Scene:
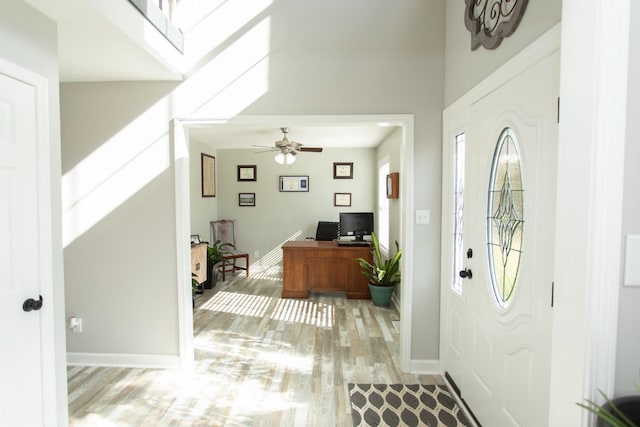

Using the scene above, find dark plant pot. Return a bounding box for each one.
[368,284,395,307]
[596,395,640,426]
[204,259,218,289]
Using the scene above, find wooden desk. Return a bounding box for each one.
[281,241,373,299]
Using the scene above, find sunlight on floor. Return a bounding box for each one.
[272,298,334,328]
[200,291,270,317]
[200,290,335,329]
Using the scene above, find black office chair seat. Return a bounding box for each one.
[315,221,339,241]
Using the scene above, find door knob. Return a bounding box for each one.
[459,269,473,279]
[22,295,43,312]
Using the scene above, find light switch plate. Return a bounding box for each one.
[416,210,430,225]
[624,235,640,287]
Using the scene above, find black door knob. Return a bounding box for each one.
[23,295,43,312]
[459,269,473,279]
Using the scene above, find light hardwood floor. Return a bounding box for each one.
[68,273,441,426]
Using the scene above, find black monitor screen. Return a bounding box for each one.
[339,212,374,241]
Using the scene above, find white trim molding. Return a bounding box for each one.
[67,352,180,369]
[173,114,416,374]
[549,0,630,425]
[407,359,440,375]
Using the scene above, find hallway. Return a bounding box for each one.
[68,275,440,426]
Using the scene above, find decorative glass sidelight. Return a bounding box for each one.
[487,128,524,306]
[452,133,466,294]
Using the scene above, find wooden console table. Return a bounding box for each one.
[281,241,373,299]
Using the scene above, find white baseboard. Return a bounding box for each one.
[408,359,441,375]
[67,352,180,369]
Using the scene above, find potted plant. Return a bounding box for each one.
[205,240,234,288]
[192,273,200,308]
[356,232,402,307]
[578,389,640,427]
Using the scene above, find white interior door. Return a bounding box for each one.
[0,69,46,425]
[459,51,559,426]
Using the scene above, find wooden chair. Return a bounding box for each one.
[210,220,249,281]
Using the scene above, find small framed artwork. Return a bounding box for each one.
[334,193,352,207]
[333,162,353,179]
[386,172,399,199]
[239,193,256,206]
[201,153,216,197]
[190,234,201,245]
[279,175,309,192]
[237,165,257,181]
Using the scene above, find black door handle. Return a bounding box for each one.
[23,295,43,312]
[459,269,473,279]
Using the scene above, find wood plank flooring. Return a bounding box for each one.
[68,273,441,426]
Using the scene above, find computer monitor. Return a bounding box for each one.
[339,212,374,241]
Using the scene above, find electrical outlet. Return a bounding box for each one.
[254,250,259,258]
[69,317,83,333]
[416,210,430,224]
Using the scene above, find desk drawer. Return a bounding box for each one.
[307,258,347,291]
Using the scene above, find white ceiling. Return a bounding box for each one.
[187,123,397,149]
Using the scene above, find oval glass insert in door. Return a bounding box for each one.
[487,127,524,307]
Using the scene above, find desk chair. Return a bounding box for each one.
[315,221,339,241]
[210,220,249,281]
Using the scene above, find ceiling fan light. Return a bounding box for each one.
[274,152,295,164]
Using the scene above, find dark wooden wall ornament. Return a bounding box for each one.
[464,0,529,50]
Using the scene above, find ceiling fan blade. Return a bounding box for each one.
[299,147,323,152]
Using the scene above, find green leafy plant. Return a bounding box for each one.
[207,240,235,265]
[191,273,199,297]
[356,232,402,287]
[577,390,638,427]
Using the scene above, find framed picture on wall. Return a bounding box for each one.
[334,193,352,207]
[237,165,257,181]
[279,176,309,192]
[201,153,215,197]
[386,172,399,199]
[333,162,353,179]
[239,193,255,206]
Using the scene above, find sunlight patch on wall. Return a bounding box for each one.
[62,15,272,246]
[176,0,273,73]
[174,17,271,119]
[62,135,170,247]
[249,230,301,281]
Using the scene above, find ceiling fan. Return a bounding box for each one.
[253,127,323,164]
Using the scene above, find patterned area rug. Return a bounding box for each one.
[348,384,470,427]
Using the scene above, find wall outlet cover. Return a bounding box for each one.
[624,235,640,287]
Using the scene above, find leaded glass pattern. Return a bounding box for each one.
[487,128,523,306]
[452,133,466,294]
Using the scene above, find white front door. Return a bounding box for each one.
[460,52,559,426]
[0,66,49,425]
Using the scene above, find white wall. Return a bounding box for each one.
[444,0,561,106]
[376,127,402,295]
[61,82,182,356]
[213,147,376,266]
[615,0,640,397]
[60,1,445,363]
[0,0,68,423]
[189,139,218,239]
